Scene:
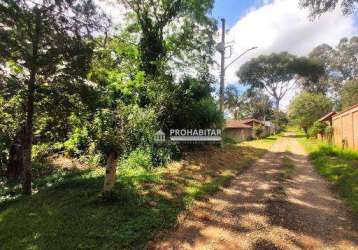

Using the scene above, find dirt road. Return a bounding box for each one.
[153,134,358,250]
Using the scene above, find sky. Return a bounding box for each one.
[97,0,358,110]
[210,0,358,109]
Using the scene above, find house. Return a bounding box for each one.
[331,103,358,150]
[224,120,253,142]
[318,104,358,150]
[224,118,273,142]
[263,121,275,135]
[239,118,273,137]
[239,118,264,128]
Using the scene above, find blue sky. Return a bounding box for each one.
[212,0,266,28]
[209,0,357,109]
[212,0,358,29]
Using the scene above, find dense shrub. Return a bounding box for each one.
[64,127,90,157]
[121,148,153,170]
[289,92,332,137]
[309,121,327,138]
[150,142,180,167]
[0,96,23,171]
[155,77,223,132]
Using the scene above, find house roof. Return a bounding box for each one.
[225,120,252,129]
[239,118,265,125]
[318,112,336,122]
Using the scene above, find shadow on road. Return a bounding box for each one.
[154,135,358,249]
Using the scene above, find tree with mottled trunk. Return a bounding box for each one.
[103,152,118,193]
[0,0,103,194]
[237,52,300,112]
[6,125,25,181]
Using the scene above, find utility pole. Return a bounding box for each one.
[216,18,257,114]
[219,18,226,113]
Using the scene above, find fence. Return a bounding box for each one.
[332,104,358,150]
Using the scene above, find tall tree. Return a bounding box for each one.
[237,52,297,110]
[293,57,327,93]
[332,37,358,82]
[240,90,274,121]
[299,0,358,17]
[119,0,216,76]
[0,0,103,194]
[309,36,358,105]
[340,80,358,109]
[225,86,274,120]
[224,84,242,119]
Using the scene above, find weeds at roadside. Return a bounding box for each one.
[298,136,358,214]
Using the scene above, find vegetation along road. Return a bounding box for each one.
[153,133,358,249]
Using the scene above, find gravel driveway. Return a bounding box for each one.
[152,133,358,250]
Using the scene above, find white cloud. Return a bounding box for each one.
[95,0,127,29]
[216,0,357,109]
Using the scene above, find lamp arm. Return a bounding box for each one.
[224,47,258,71]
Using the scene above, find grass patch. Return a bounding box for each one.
[298,136,358,214]
[0,136,278,249]
[241,134,280,149]
[281,154,295,179]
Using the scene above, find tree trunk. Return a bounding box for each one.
[275,99,280,110]
[22,72,35,195]
[303,127,309,138]
[103,152,118,193]
[273,99,280,134]
[6,127,24,181]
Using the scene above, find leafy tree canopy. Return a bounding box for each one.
[292,57,327,93]
[340,79,358,109]
[289,92,333,136]
[299,0,358,17]
[237,52,298,109]
[0,0,104,194]
[119,0,216,76]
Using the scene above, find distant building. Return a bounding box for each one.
[224,118,273,142]
[332,104,358,150]
[318,104,358,150]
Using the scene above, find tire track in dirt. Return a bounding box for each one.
[151,134,358,250]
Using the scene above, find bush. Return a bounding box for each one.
[121,148,152,170]
[120,142,180,170]
[64,127,90,157]
[32,142,64,161]
[309,121,327,138]
[289,92,332,137]
[150,142,180,167]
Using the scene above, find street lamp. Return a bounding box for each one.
[218,45,258,112]
[225,47,258,71]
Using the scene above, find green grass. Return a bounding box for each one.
[241,134,281,149]
[281,154,295,179]
[0,136,279,249]
[298,134,358,214]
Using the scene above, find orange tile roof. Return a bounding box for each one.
[225,120,252,129]
[239,118,264,125]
